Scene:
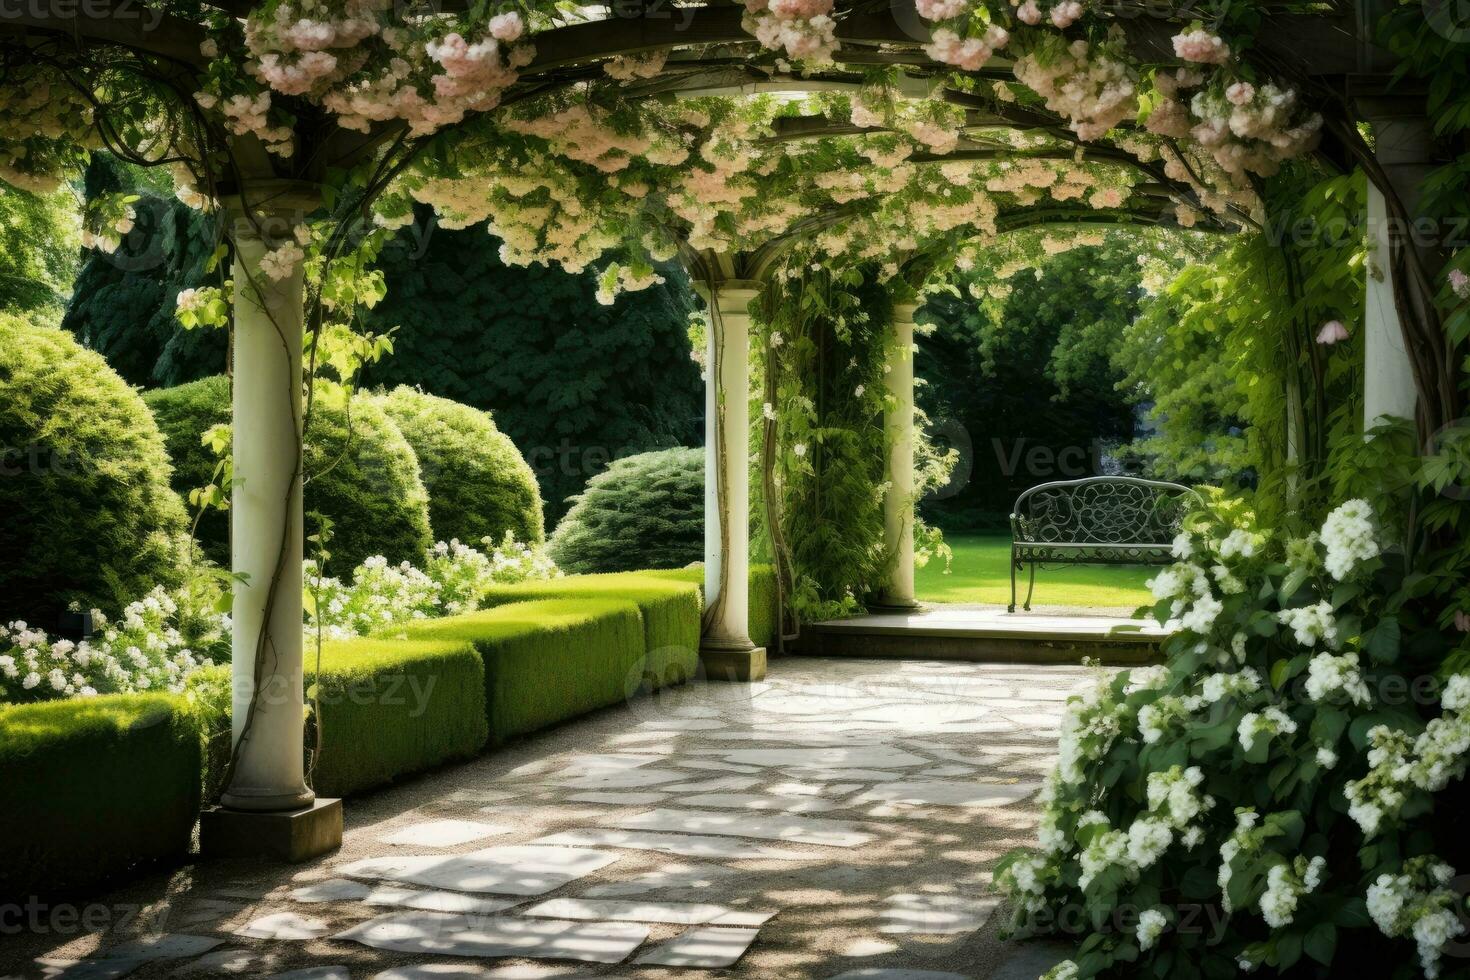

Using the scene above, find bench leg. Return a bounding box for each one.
[1009,551,1017,613]
[1023,562,1037,611]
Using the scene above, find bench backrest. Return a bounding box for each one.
[1011,476,1201,547]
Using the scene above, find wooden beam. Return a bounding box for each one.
[1,0,207,65]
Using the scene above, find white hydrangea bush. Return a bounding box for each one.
[0,586,228,703]
[306,533,559,639]
[1000,497,1470,979]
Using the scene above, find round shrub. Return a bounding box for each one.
[549,447,703,574]
[0,313,187,624]
[375,386,544,547]
[146,376,433,573]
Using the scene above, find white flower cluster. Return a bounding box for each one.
[1216,808,1260,913]
[1367,857,1465,979]
[1277,601,1339,649]
[1319,498,1380,581]
[1237,705,1297,754]
[1259,855,1326,928]
[1303,651,1371,706]
[1344,674,1470,836]
[1136,907,1168,951]
[0,587,225,704]
[996,852,1050,915]
[1056,669,1125,785]
[307,534,559,639]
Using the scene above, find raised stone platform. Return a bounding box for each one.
[801,604,1169,664]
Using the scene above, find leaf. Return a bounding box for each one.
[1304,921,1337,965]
[1364,616,1401,663]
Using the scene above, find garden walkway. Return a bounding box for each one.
[18,657,1090,980]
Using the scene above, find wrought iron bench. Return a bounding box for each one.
[1009,476,1201,612]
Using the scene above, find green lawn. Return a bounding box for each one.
[916,533,1156,609]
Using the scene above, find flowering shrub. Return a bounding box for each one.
[306,534,559,639]
[998,496,1470,978]
[0,585,227,704]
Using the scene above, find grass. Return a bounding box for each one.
[917,532,1156,609]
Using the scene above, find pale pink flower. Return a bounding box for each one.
[1316,320,1349,345]
[1050,0,1083,28]
[1449,268,1469,299]
[1225,81,1255,106]
[489,12,524,41]
[1454,609,1470,632]
[1172,29,1230,65]
[1016,0,1041,24]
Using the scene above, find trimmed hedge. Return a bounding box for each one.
[643,563,781,652]
[310,636,489,798]
[479,575,701,690]
[389,599,645,744]
[0,694,202,899]
[0,314,188,624]
[146,376,433,571]
[549,447,704,573]
[375,386,545,546]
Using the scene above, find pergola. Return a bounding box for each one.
[3,0,1449,848]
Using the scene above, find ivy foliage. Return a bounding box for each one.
[374,385,545,547]
[548,447,703,575]
[145,376,433,573]
[359,215,703,520]
[919,239,1144,529]
[61,154,226,389]
[0,185,80,320]
[0,313,188,624]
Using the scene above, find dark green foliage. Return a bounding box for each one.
[0,694,202,899]
[918,244,1141,530]
[375,386,545,546]
[0,314,187,624]
[479,573,703,689]
[359,218,703,520]
[310,636,489,798]
[389,599,645,743]
[642,564,780,652]
[145,376,434,572]
[63,154,226,388]
[549,448,704,574]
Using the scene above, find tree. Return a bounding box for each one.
[360,216,703,520]
[918,238,1145,529]
[0,185,80,321]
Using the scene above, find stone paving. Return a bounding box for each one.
[6,656,1095,980]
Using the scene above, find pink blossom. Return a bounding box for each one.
[1450,268,1469,299]
[489,12,524,41]
[1316,320,1349,345]
[1016,0,1041,25]
[1226,82,1256,106]
[1172,29,1230,65]
[1050,1,1083,28]
[1455,609,1470,632]
[914,0,968,20]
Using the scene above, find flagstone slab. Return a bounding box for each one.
[720,747,928,770]
[681,791,840,813]
[290,878,370,903]
[364,886,524,915]
[674,759,764,775]
[86,935,224,961]
[335,911,648,963]
[567,791,669,806]
[636,718,725,731]
[781,768,907,782]
[381,820,510,848]
[836,938,900,958]
[266,968,351,980]
[523,898,735,925]
[877,894,1001,935]
[32,959,144,980]
[338,845,621,896]
[853,781,1041,808]
[582,864,741,898]
[175,948,289,975]
[633,927,760,967]
[553,768,687,790]
[235,912,330,941]
[662,775,761,792]
[534,829,812,861]
[606,807,875,847]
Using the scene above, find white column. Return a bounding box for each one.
[875,300,919,610]
[700,281,765,681]
[222,187,315,813]
[1363,182,1417,429]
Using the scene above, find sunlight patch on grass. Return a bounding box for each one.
[917,533,1156,609]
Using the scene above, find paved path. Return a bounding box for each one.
[10,657,1094,980]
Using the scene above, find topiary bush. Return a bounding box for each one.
[549,447,703,574]
[375,386,544,546]
[146,376,433,572]
[0,314,187,624]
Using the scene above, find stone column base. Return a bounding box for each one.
[201,798,342,863]
[700,644,767,682]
